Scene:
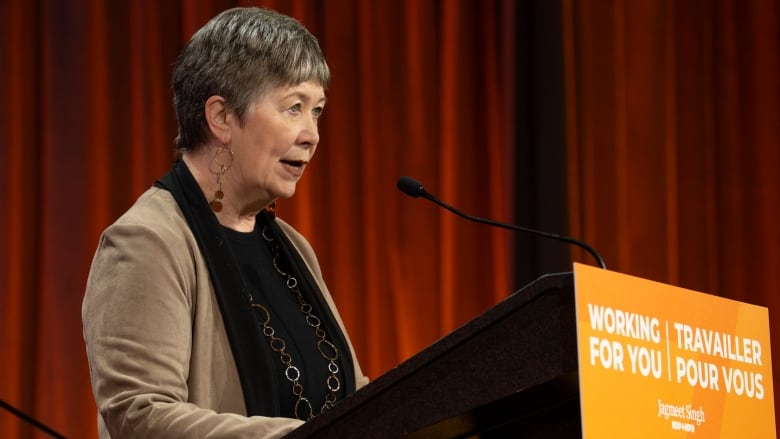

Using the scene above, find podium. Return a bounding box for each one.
[285,273,581,438]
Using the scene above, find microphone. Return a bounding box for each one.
[396,176,607,269]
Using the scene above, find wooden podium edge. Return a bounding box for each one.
[286,272,576,438]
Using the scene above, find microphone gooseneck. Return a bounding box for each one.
[396,176,607,269]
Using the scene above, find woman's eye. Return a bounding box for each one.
[312,106,324,119]
[289,103,302,113]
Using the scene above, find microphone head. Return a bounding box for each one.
[397,176,426,198]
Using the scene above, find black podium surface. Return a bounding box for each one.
[285,272,582,438]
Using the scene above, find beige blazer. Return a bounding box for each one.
[82,187,368,438]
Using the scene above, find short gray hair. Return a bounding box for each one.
[172,7,330,151]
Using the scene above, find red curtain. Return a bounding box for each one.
[0,1,515,437]
[563,0,780,422]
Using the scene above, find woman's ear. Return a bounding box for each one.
[204,95,231,144]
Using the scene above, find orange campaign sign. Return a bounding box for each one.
[574,263,776,438]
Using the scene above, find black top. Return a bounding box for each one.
[155,160,356,418]
[223,222,347,419]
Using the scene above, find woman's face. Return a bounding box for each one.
[226,80,326,211]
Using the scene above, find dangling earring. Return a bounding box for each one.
[265,200,277,219]
[209,145,233,212]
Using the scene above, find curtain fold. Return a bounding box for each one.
[0,1,515,437]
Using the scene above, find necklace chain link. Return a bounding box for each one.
[245,227,341,421]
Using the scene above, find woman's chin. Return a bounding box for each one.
[273,185,297,200]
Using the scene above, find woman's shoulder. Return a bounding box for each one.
[273,216,322,275]
[274,217,313,253]
[112,187,181,225]
[274,216,302,239]
[103,187,192,244]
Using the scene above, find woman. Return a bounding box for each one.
[82,7,368,438]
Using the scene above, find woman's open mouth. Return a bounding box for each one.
[280,159,308,176]
[280,159,307,167]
